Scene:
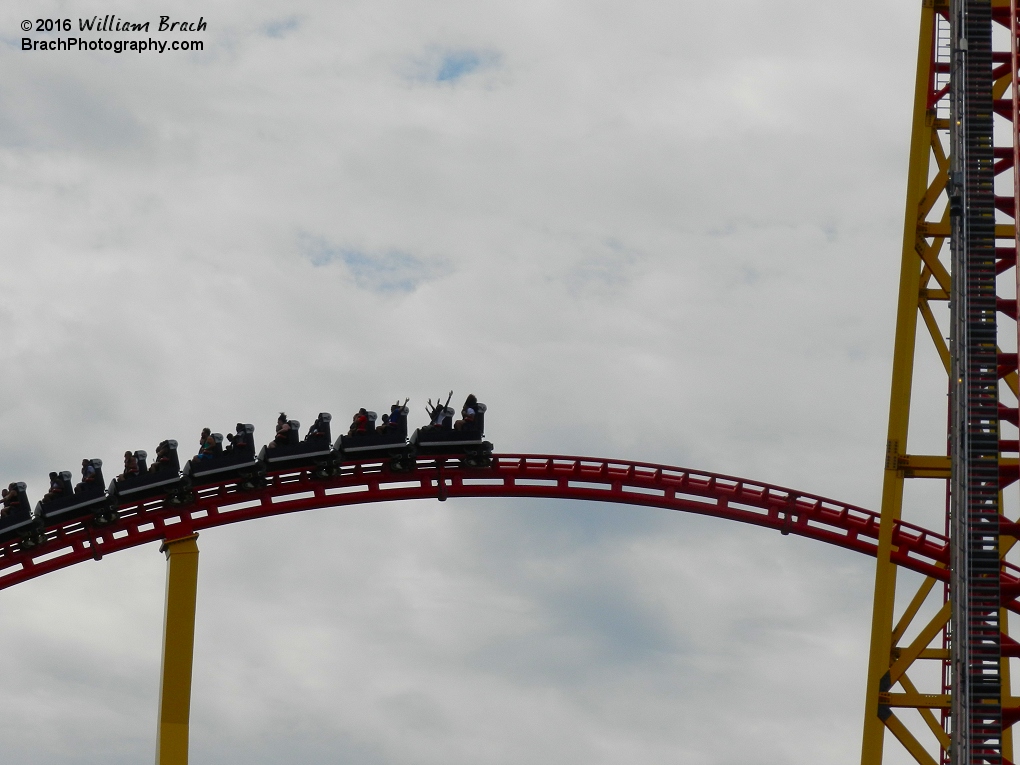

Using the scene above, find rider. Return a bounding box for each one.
[430,404,446,428]
[150,440,172,472]
[195,428,215,461]
[43,472,64,503]
[266,413,290,449]
[118,450,139,481]
[388,400,407,431]
[1,484,19,516]
[454,394,478,431]
[306,415,329,440]
[74,459,96,495]
[226,423,250,453]
[349,408,370,436]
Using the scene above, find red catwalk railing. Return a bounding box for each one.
[3,452,1018,609]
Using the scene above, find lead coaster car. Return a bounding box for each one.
[183,424,264,492]
[0,483,37,548]
[259,413,338,477]
[409,403,492,467]
[336,406,415,472]
[110,441,189,507]
[36,459,114,526]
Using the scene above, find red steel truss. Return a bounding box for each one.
[0,452,1015,604]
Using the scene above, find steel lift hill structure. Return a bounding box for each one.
[862,0,1020,763]
[3,1,1020,763]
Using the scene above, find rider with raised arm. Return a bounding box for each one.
[426,392,452,429]
[387,399,409,432]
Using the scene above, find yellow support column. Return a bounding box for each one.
[860,5,936,760]
[155,533,200,765]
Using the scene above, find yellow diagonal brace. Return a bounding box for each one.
[884,712,939,765]
[917,300,950,373]
[898,673,951,751]
[156,534,200,765]
[917,169,948,220]
[915,239,950,295]
[930,130,947,169]
[891,576,938,645]
[889,601,950,685]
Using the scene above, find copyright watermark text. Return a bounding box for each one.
[20,16,207,53]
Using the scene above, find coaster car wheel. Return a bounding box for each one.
[166,488,195,507]
[238,472,266,492]
[311,461,336,480]
[389,454,415,473]
[19,528,44,551]
[460,447,491,469]
[94,506,120,526]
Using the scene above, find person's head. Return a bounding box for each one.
[125,451,132,459]
[381,414,389,424]
[201,428,211,438]
[82,459,89,467]
[49,472,57,480]
[359,408,367,415]
[278,412,287,423]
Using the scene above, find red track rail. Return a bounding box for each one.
[2,452,1017,607]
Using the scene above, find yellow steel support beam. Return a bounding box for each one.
[890,576,938,645]
[884,712,940,765]
[922,222,1016,238]
[155,534,200,765]
[860,5,936,762]
[899,674,952,750]
[888,601,950,684]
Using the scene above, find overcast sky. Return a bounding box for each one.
[0,1,939,763]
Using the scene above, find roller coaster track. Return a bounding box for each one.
[3,452,1014,610]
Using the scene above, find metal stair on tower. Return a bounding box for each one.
[950,0,1003,762]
